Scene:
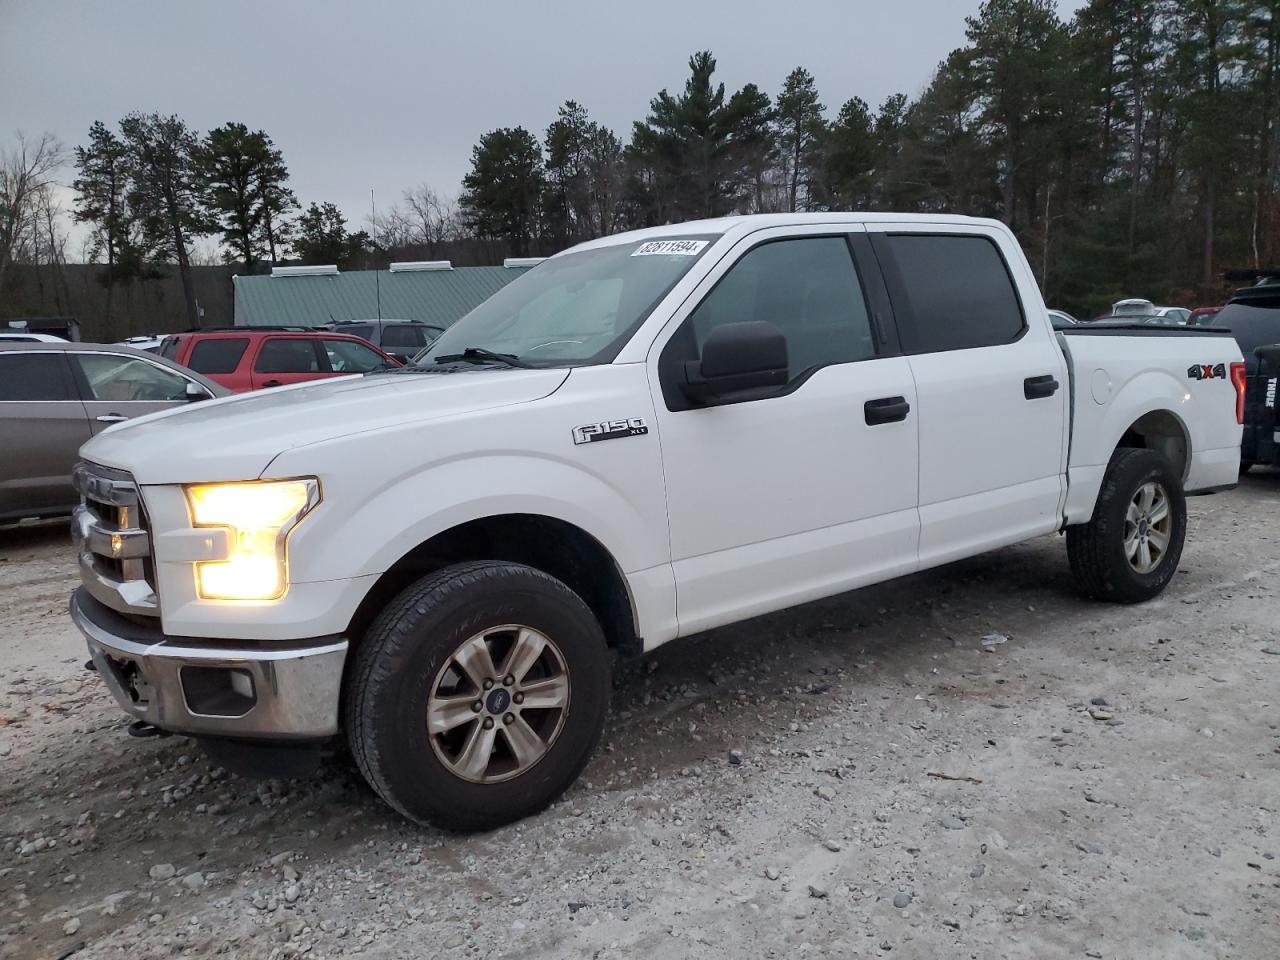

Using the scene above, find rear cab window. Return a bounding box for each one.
[876,234,1025,353]
[188,338,249,374]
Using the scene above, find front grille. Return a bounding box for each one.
[72,462,158,617]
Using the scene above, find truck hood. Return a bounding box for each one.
[81,367,570,484]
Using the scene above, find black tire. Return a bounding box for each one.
[346,560,610,831]
[1067,447,1187,603]
[1240,460,1254,476]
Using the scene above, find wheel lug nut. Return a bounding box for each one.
[503,713,514,725]
[503,675,514,686]
[482,717,495,729]
[482,678,494,690]
[513,693,524,705]
[471,701,483,713]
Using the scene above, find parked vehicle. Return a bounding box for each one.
[117,335,165,353]
[0,332,66,343]
[69,213,1243,831]
[1048,309,1078,329]
[1188,306,1223,326]
[0,342,225,524]
[1211,280,1280,471]
[158,328,400,392]
[1108,299,1191,324]
[321,319,446,364]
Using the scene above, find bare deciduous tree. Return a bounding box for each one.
[0,131,65,303]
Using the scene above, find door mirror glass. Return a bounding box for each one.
[681,321,788,403]
[185,380,212,401]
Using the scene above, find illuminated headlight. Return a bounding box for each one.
[184,479,320,600]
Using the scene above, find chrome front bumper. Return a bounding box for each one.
[70,588,347,740]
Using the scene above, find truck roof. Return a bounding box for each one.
[568,212,1010,253]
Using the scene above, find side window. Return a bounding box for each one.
[188,338,248,374]
[686,236,876,381]
[73,354,189,402]
[883,235,1024,353]
[381,325,423,348]
[159,337,181,360]
[321,339,387,373]
[0,353,76,400]
[255,339,322,374]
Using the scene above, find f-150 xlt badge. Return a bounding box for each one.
[572,418,649,445]
[1187,363,1227,381]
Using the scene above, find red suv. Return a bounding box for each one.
[159,328,401,392]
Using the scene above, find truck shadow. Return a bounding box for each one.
[0,517,72,553]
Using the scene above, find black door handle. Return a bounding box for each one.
[865,396,910,425]
[263,379,282,387]
[1024,374,1059,399]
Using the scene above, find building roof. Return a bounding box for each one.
[232,264,529,328]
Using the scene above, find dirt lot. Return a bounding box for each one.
[2,477,1278,960]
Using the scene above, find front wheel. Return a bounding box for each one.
[346,561,611,831]
[1067,448,1187,603]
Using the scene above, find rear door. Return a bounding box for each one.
[184,336,250,391]
[0,351,91,518]
[69,351,197,434]
[868,224,1069,567]
[250,336,327,389]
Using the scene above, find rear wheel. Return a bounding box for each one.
[346,561,610,831]
[1067,448,1186,603]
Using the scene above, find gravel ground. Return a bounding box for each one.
[2,476,1279,960]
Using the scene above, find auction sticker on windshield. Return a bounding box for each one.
[632,239,709,257]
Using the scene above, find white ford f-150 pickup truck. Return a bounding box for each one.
[69,213,1244,830]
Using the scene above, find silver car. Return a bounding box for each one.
[0,342,227,524]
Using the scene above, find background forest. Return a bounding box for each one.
[3,0,1279,333]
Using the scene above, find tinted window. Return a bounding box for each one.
[885,235,1024,353]
[343,324,375,342]
[188,338,248,374]
[255,339,321,373]
[1213,302,1280,371]
[159,337,181,360]
[687,236,875,380]
[382,325,424,348]
[74,354,189,402]
[321,339,387,373]
[0,353,75,400]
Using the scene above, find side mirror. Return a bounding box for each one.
[185,381,212,402]
[681,321,788,404]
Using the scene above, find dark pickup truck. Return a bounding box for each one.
[1216,270,1280,471]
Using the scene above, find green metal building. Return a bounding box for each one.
[232,260,537,328]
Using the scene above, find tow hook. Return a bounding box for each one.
[127,720,170,739]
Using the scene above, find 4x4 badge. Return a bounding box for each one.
[572,418,649,445]
[1187,363,1227,380]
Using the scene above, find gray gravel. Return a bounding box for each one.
[3,475,1280,958]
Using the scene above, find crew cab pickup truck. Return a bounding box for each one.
[68,214,1244,831]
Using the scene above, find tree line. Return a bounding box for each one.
[4,0,1280,331]
[451,0,1280,315]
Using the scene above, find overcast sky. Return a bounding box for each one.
[1,0,1080,255]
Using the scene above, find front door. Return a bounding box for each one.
[0,351,91,518]
[69,352,196,434]
[649,227,920,637]
[867,225,1069,567]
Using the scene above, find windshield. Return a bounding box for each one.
[417,236,717,367]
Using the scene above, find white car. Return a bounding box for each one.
[1111,299,1191,324]
[0,332,67,343]
[68,213,1245,831]
[116,335,166,353]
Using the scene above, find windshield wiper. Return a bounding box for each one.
[433,347,532,369]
